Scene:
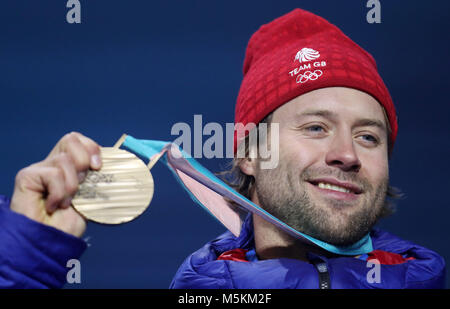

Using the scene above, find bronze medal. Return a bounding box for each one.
[71,145,154,225]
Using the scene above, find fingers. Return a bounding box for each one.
[13,164,69,215]
[47,153,78,210]
[39,165,67,213]
[77,134,102,170]
[42,132,102,213]
[10,132,100,236]
[47,132,102,172]
[11,162,88,237]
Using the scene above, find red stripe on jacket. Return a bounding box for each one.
[217,248,415,265]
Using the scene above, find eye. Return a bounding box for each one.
[359,134,379,144]
[305,125,325,133]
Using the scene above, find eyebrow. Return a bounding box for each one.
[296,109,387,133]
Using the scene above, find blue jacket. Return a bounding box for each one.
[0,195,86,288]
[170,215,446,289]
[0,194,445,288]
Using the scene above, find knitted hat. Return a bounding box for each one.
[234,8,398,152]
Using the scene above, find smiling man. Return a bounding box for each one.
[250,88,390,253]
[0,8,445,289]
[169,9,446,289]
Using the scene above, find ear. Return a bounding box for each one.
[238,157,257,176]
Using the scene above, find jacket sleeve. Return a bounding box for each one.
[0,195,87,288]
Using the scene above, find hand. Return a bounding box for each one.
[10,132,102,237]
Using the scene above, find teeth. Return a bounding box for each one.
[318,182,351,193]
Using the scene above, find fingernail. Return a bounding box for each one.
[91,154,101,169]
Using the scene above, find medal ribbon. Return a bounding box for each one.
[121,135,373,256]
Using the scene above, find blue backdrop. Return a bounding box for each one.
[0,1,449,288]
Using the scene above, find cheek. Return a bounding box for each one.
[360,153,389,183]
[278,132,322,169]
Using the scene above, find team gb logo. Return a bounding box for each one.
[290,47,326,84]
[294,48,320,63]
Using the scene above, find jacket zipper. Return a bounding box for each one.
[311,259,331,289]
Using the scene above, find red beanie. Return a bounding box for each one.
[234,8,398,152]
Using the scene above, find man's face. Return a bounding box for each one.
[248,87,390,246]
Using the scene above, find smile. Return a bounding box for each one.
[307,178,363,202]
[317,182,352,193]
[308,178,363,194]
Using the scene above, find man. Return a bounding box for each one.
[169,9,445,289]
[0,9,445,288]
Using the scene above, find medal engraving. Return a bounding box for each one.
[72,147,154,224]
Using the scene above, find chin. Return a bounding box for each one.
[307,221,372,246]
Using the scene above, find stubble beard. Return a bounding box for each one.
[254,161,389,246]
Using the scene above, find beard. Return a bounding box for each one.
[254,161,389,246]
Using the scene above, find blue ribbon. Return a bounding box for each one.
[122,135,373,256]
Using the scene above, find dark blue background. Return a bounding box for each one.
[1,1,449,288]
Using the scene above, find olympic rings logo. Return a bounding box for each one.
[295,70,323,84]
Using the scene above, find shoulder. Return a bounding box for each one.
[169,231,236,289]
[370,228,446,288]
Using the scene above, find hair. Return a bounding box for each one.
[218,112,403,219]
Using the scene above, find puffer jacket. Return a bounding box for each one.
[0,195,86,288]
[170,214,446,289]
[0,194,445,288]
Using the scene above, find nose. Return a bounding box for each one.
[325,132,361,173]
